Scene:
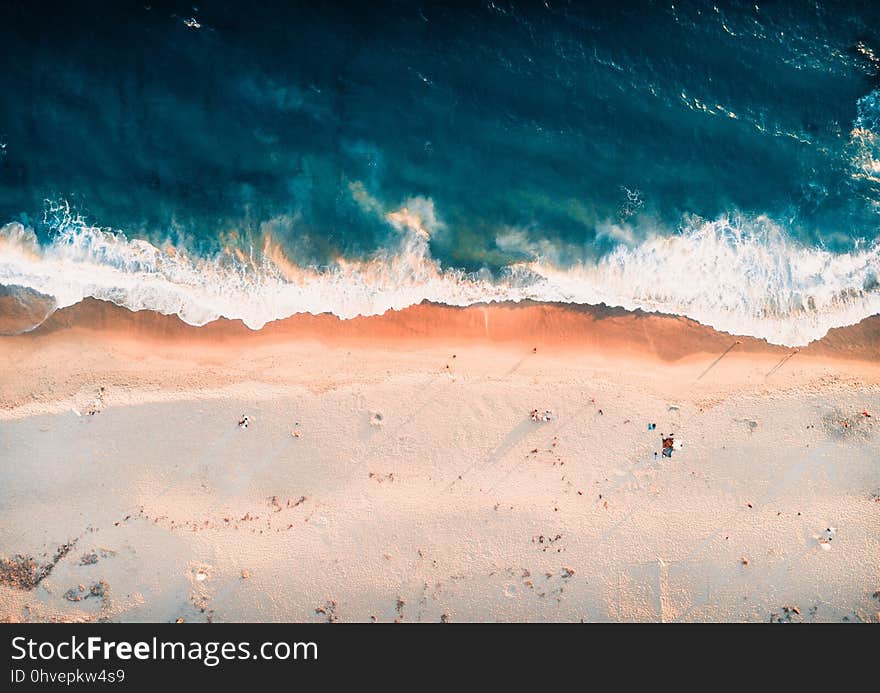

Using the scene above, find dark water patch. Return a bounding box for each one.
[2,1,880,267]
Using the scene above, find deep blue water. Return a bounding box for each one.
[1,0,880,344]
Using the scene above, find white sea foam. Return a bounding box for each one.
[0,208,878,346]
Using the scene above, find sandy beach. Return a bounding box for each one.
[1,300,879,623]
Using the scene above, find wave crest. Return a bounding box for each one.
[1,208,879,346]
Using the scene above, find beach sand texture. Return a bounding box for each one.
[1,300,879,622]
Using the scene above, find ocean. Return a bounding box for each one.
[1,0,879,345]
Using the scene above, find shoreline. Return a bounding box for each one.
[11,295,880,357]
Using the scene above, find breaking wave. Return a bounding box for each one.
[0,206,879,346]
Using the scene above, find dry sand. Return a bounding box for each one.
[1,300,879,622]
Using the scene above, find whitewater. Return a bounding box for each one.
[1,202,879,346]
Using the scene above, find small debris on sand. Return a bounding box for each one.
[241,570,250,580]
[532,534,564,553]
[530,409,556,422]
[238,415,250,429]
[770,606,803,623]
[0,541,76,591]
[315,600,338,623]
[561,567,575,578]
[84,387,106,416]
[369,411,384,427]
[90,579,108,599]
[0,556,44,590]
[64,586,86,602]
[64,580,108,603]
[823,408,874,440]
[369,472,395,483]
[80,552,99,566]
[735,418,759,432]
